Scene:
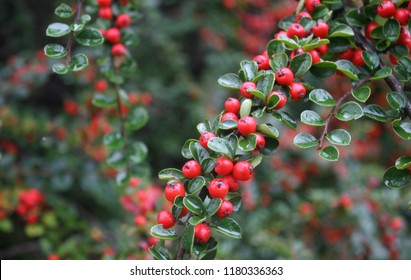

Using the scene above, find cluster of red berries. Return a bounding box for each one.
[16,188,45,224]
[97,0,131,57]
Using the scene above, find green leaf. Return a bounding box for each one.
[393,121,411,140]
[240,98,252,118]
[375,40,392,52]
[80,14,91,24]
[211,218,242,239]
[201,249,217,260]
[248,154,263,168]
[182,139,195,159]
[351,86,371,103]
[107,151,126,167]
[302,38,330,51]
[129,142,148,164]
[248,89,266,101]
[150,225,178,240]
[311,4,331,20]
[182,224,195,253]
[371,26,384,40]
[92,94,116,108]
[383,19,400,43]
[273,111,297,129]
[346,8,368,27]
[370,67,392,81]
[218,73,242,89]
[309,89,336,107]
[219,120,238,130]
[69,53,88,71]
[301,110,325,126]
[201,158,215,174]
[158,168,185,181]
[326,129,351,146]
[55,3,73,18]
[206,198,222,217]
[125,107,148,131]
[238,134,257,152]
[328,24,354,38]
[266,93,281,110]
[363,104,388,122]
[76,28,104,47]
[183,196,205,216]
[71,23,84,32]
[259,137,279,156]
[46,22,71,37]
[387,92,405,111]
[25,224,45,238]
[149,247,171,260]
[310,61,337,78]
[267,40,286,57]
[276,36,300,50]
[383,166,411,189]
[395,156,411,170]
[44,44,67,58]
[335,60,359,80]
[103,131,125,148]
[293,133,318,149]
[189,216,206,226]
[256,123,279,139]
[319,146,339,161]
[335,101,363,121]
[115,171,129,187]
[52,63,69,75]
[290,52,312,77]
[187,176,206,194]
[257,73,275,96]
[270,53,289,73]
[0,219,13,233]
[240,60,258,81]
[362,51,380,72]
[189,141,209,164]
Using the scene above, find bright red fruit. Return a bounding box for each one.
[164,181,185,202]
[237,116,257,136]
[223,174,239,191]
[316,44,328,56]
[116,14,131,28]
[255,133,266,150]
[94,79,108,92]
[194,224,211,243]
[182,160,202,179]
[390,217,403,231]
[208,178,229,199]
[289,82,306,100]
[308,49,321,64]
[377,1,396,18]
[240,82,256,98]
[232,161,253,181]
[275,67,294,86]
[216,200,233,218]
[287,23,305,38]
[157,210,175,229]
[389,53,398,64]
[224,97,241,114]
[111,44,126,56]
[267,91,287,110]
[351,49,365,67]
[105,27,121,43]
[97,0,112,7]
[178,207,189,218]
[253,54,270,70]
[199,131,216,148]
[395,8,410,26]
[98,7,113,19]
[305,0,321,13]
[338,48,354,60]
[296,11,312,22]
[275,30,288,39]
[397,27,411,45]
[365,22,379,40]
[214,157,234,176]
[339,194,352,209]
[221,112,239,122]
[312,22,329,38]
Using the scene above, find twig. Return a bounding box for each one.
[65,0,84,65]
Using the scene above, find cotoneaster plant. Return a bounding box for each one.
[150,0,411,260]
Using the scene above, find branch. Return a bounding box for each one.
[65,0,84,66]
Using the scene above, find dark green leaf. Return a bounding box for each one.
[335,60,359,80]
[370,67,392,81]
[115,171,129,187]
[291,52,312,77]
[383,166,411,189]
[218,73,242,89]
[301,110,325,126]
[248,89,266,101]
[103,131,124,148]
[346,8,368,27]
[182,224,194,253]
[182,139,195,159]
[148,247,171,260]
[107,151,126,167]
[326,129,351,146]
[387,92,405,111]
[201,158,215,174]
[352,86,371,103]
[46,22,71,37]
[311,4,331,20]
[293,133,318,149]
[183,196,205,216]
[92,93,115,108]
[256,123,279,139]
[206,198,222,217]
[267,40,286,57]
[383,19,400,42]
[76,28,104,47]
[187,176,206,194]
[309,89,336,107]
[259,137,279,156]
[129,141,148,164]
[238,134,257,152]
[319,146,339,161]
[69,53,88,71]
[328,37,351,53]
[52,63,69,74]
[335,101,363,121]
[257,73,275,96]
[44,44,67,58]
[310,61,337,78]
[393,121,411,140]
[302,38,330,51]
[71,23,84,32]
[125,107,148,130]
[395,156,411,170]
[189,216,206,226]
[362,51,379,72]
[266,93,281,110]
[55,3,73,18]
[201,249,217,260]
[80,14,91,24]
[150,225,178,240]
[211,218,242,239]
[270,53,289,72]
[363,104,388,122]
[248,155,263,168]
[371,26,384,40]
[240,99,252,118]
[273,111,297,129]
[240,60,258,81]
[276,37,300,50]
[158,168,185,181]
[329,24,354,38]
[189,141,209,164]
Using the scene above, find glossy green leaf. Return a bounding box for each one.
[76,28,104,47]
[352,86,371,103]
[125,107,148,130]
[182,224,195,253]
[309,89,336,107]
[335,101,363,121]
[201,158,215,174]
[310,61,337,78]
[211,218,242,239]
[259,137,279,156]
[218,73,242,89]
[182,139,195,159]
[107,151,126,167]
[311,4,330,20]
[206,198,222,217]
[238,134,257,152]
[393,121,411,140]
[267,40,286,57]
[383,19,400,42]
[319,145,339,161]
[189,216,206,226]
[129,142,148,164]
[370,67,392,81]
[270,53,289,72]
[248,89,266,101]
[362,51,379,72]
[383,166,411,189]
[201,249,217,260]
[335,60,359,80]
[150,225,178,240]
[256,123,279,139]
[115,171,129,187]
[92,94,116,108]
[207,137,234,158]
[302,38,330,51]
[293,133,318,149]
[52,63,69,74]
[187,176,206,194]
[103,131,124,148]
[189,141,209,164]
[183,196,205,216]
[148,247,171,260]
[266,93,281,110]
[328,24,354,38]
[257,73,275,96]
[240,60,258,81]
[69,53,88,71]
[80,14,91,24]
[301,110,325,126]
[55,3,73,18]
[387,92,405,111]
[326,129,351,146]
[71,23,84,32]
[345,8,368,27]
[371,26,384,40]
[276,36,300,50]
[252,107,266,118]
[273,111,297,129]
[363,104,388,122]
[240,98,252,118]
[158,168,185,181]
[46,23,71,37]
[395,156,411,170]
[290,52,312,77]
[44,44,67,58]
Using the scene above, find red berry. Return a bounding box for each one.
[253,54,270,70]
[287,23,305,38]
[255,133,266,150]
[312,22,329,38]
[296,11,312,23]
[194,224,211,243]
[98,7,113,19]
[365,22,379,41]
[339,194,352,209]
[232,161,253,181]
[308,49,321,64]
[94,79,108,92]
[97,0,112,7]
[221,112,239,122]
[223,174,239,191]
[389,53,398,64]
[395,8,410,26]
[289,82,306,100]
[267,91,287,110]
[377,1,396,18]
[48,254,60,260]
[237,116,257,136]
[214,157,234,176]
[178,207,189,218]
[289,48,305,60]
[351,49,365,67]
[199,131,216,148]
[274,30,288,39]
[116,14,132,28]
[390,217,404,231]
[275,67,294,86]
[105,27,121,43]
[316,44,328,56]
[305,0,321,13]
[216,200,233,218]
[182,160,202,179]
[164,181,185,202]
[111,44,126,56]
[338,48,354,60]
[134,215,147,226]
[224,97,241,114]
[240,82,256,98]
[398,27,411,45]
[157,210,175,229]
[208,178,229,199]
